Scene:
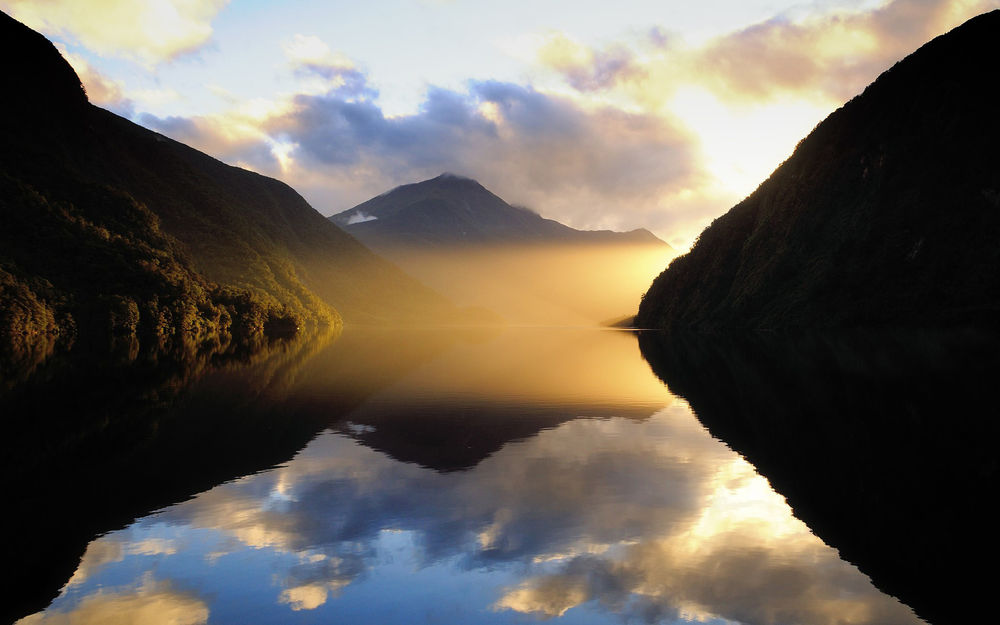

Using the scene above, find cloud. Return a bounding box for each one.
[56,46,135,116]
[44,405,920,624]
[143,50,703,232]
[535,32,643,92]
[97,0,1000,248]
[283,34,376,100]
[17,577,208,625]
[67,535,177,587]
[535,0,1000,105]
[265,78,702,229]
[494,574,590,617]
[140,113,282,174]
[346,211,378,224]
[513,0,1000,245]
[1,0,229,65]
[684,0,1000,104]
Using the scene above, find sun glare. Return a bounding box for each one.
[670,86,833,199]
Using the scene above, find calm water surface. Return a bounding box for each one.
[16,328,921,625]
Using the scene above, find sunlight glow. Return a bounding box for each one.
[669,86,832,198]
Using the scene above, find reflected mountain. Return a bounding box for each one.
[638,327,999,625]
[5,328,670,622]
[332,327,668,471]
[2,329,338,622]
[17,387,921,625]
[337,397,655,473]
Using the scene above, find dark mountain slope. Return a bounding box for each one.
[636,10,1000,331]
[0,10,457,365]
[331,173,666,248]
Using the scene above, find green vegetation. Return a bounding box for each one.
[1,9,464,375]
[0,171,321,372]
[636,10,1000,332]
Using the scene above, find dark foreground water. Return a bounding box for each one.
[5,327,937,624]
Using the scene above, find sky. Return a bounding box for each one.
[4,0,998,248]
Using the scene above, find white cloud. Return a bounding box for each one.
[2,0,229,65]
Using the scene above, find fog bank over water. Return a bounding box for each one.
[373,242,675,325]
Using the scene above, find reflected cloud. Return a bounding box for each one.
[31,405,920,624]
[279,579,350,611]
[68,537,176,587]
[21,330,921,625]
[496,574,589,618]
[18,577,207,625]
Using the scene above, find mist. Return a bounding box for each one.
[370,241,676,326]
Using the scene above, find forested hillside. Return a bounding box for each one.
[0,10,458,366]
[636,10,1000,331]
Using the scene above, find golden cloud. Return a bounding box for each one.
[536,0,1000,106]
[17,577,208,625]
[494,447,922,625]
[57,46,132,112]
[1,0,228,65]
[278,580,350,611]
[494,575,589,618]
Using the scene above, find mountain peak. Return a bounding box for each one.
[433,172,475,183]
[1,10,88,123]
[331,174,669,249]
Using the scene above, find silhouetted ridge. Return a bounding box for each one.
[636,10,1000,331]
[1,11,462,363]
[331,173,671,247]
[0,11,86,122]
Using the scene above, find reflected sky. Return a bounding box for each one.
[18,329,922,625]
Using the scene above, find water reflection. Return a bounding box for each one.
[17,328,921,625]
[638,328,1000,625]
[2,326,343,622]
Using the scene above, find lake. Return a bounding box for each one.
[6,327,930,624]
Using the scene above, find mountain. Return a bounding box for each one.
[636,10,1000,332]
[0,11,458,364]
[331,173,667,248]
[331,174,675,325]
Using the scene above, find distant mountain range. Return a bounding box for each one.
[637,10,1000,331]
[0,11,461,363]
[331,173,666,248]
[331,174,674,325]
